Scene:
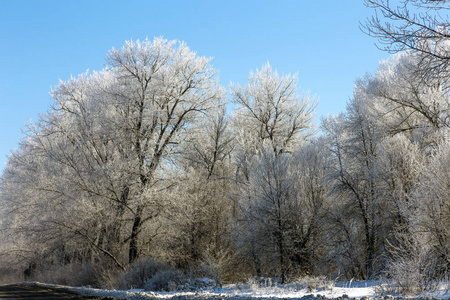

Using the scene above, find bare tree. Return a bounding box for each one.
[363,0,450,83]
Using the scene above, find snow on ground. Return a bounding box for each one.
[202,280,378,299]
[20,280,450,300]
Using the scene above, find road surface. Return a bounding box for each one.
[0,284,115,299]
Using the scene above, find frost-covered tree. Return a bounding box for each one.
[182,105,234,179]
[0,37,225,280]
[234,142,328,281]
[103,38,224,263]
[232,63,316,157]
[322,86,407,279]
[362,4,450,285]
[159,106,235,280]
[412,138,450,272]
[366,52,450,142]
[363,0,450,85]
[284,140,330,276]
[321,50,450,279]
[383,136,450,289]
[324,96,383,278]
[236,150,299,282]
[231,64,318,281]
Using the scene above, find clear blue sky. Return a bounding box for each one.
[0,0,389,171]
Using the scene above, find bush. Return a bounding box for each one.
[118,257,169,289]
[379,256,442,295]
[144,269,188,291]
[379,235,447,295]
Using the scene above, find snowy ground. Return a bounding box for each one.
[16,280,450,300]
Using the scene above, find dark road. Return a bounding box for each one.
[0,285,113,300]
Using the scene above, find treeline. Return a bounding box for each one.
[2,1,450,290]
[1,37,449,288]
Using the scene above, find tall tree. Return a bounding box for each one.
[322,88,386,279]
[160,105,235,279]
[103,38,224,263]
[231,63,317,281]
[0,38,224,272]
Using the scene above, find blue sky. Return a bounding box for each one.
[0,0,390,171]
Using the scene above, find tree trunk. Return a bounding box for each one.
[129,205,143,264]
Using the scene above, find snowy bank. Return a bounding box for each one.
[13,281,450,300]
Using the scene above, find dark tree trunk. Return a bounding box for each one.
[129,205,143,264]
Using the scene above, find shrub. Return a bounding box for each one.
[118,257,169,289]
[144,269,188,291]
[379,235,447,296]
